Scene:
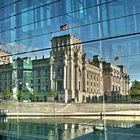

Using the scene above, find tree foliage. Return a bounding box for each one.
[45,90,57,101]
[130,80,140,99]
[47,90,56,97]
[17,90,24,101]
[2,89,11,101]
[30,89,37,101]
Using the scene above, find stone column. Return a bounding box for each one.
[63,61,68,103]
[70,58,74,99]
[50,60,53,90]
[83,67,87,92]
[99,62,103,96]
[75,64,78,91]
[74,63,80,102]
[100,72,103,96]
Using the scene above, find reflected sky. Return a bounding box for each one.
[0,0,140,81]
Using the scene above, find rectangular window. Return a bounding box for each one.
[37,70,40,77]
[116,86,117,91]
[113,85,114,91]
[31,79,33,84]
[38,85,40,92]
[5,81,7,85]
[46,85,48,91]
[57,81,63,91]
[38,79,40,84]
[57,68,63,76]
[118,87,120,91]
[45,69,49,76]
[10,86,12,92]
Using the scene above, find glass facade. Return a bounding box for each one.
[0,0,140,101]
[0,0,140,72]
[1,2,140,140]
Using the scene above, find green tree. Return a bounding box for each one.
[130,80,140,99]
[2,89,11,101]
[46,90,57,101]
[47,90,56,97]
[17,90,24,101]
[30,89,37,102]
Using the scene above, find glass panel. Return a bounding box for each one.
[0,0,140,131]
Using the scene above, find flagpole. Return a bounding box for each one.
[68,22,70,35]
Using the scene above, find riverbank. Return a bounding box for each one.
[0,102,140,120]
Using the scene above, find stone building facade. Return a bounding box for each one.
[50,35,104,103]
[102,62,130,102]
[0,34,129,103]
[32,58,50,99]
[103,62,129,96]
[0,49,12,65]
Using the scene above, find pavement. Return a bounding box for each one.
[1,110,140,118]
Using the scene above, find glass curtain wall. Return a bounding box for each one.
[0,0,139,102]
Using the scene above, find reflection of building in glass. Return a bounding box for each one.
[103,62,129,96]
[0,62,13,95]
[0,119,137,139]
[0,35,129,103]
[0,49,12,64]
[0,56,32,99]
[50,35,129,102]
[32,57,50,99]
[0,0,140,82]
[50,35,103,103]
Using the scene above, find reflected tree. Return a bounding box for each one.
[17,90,24,101]
[30,89,37,102]
[2,89,11,101]
[130,80,140,100]
[46,90,57,101]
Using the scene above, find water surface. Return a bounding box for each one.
[0,118,140,140]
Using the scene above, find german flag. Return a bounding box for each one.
[114,56,119,61]
[60,24,68,30]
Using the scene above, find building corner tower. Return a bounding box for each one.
[50,34,83,103]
